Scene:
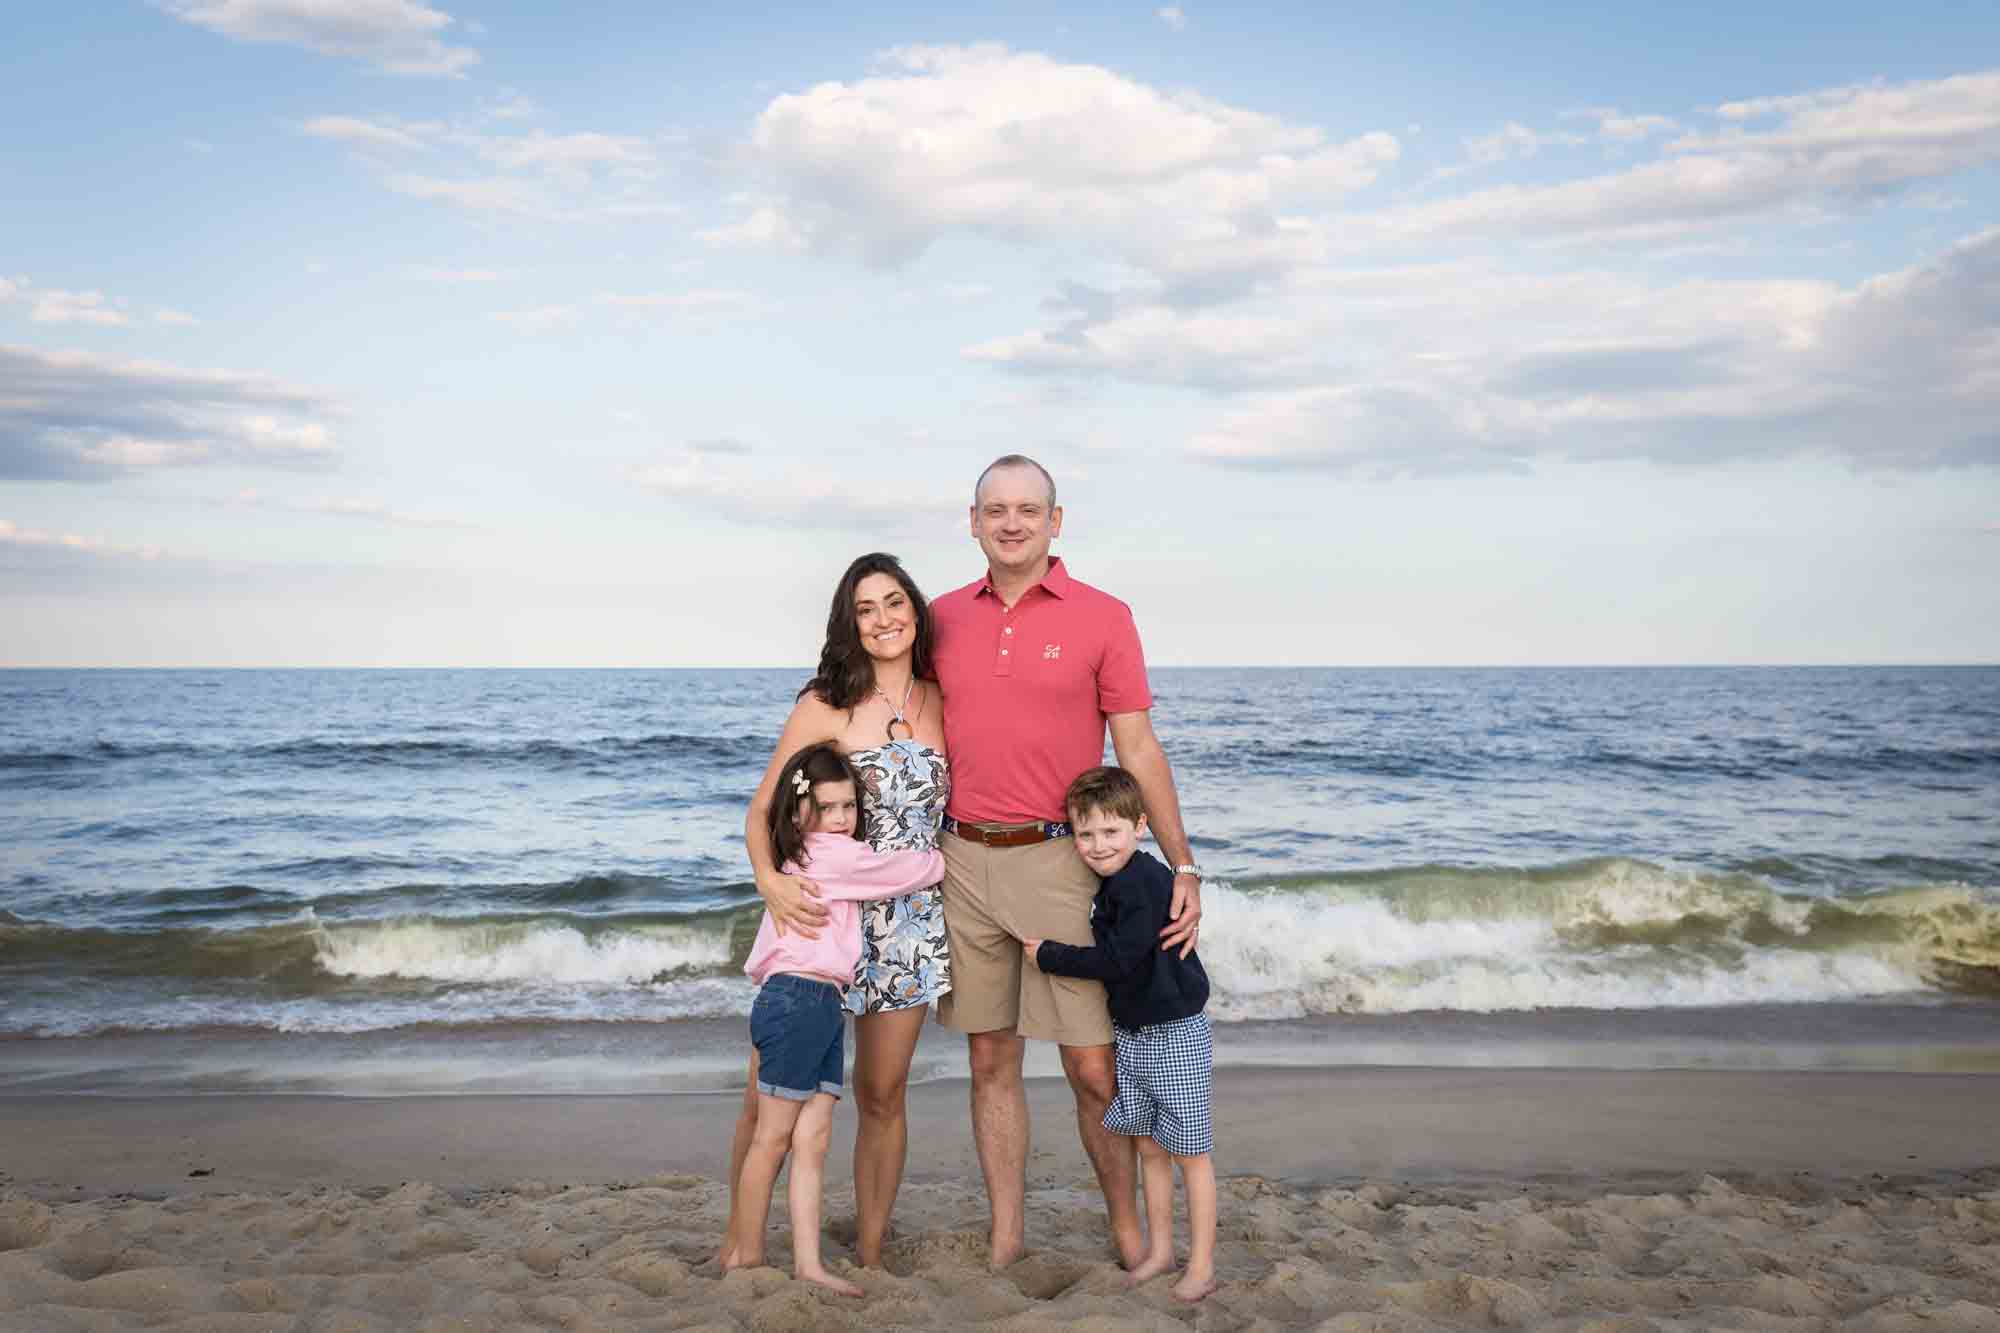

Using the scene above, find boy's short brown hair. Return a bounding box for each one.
[1064,765,1145,825]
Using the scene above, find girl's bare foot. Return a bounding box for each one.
[1123,1250,1176,1286]
[798,1265,864,1297]
[1171,1270,1217,1303]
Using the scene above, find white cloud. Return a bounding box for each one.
[302,115,433,153]
[157,0,478,77]
[1376,69,2000,245]
[597,289,763,318]
[711,43,1398,271]
[407,267,509,282]
[1561,107,1681,143]
[631,453,957,530]
[489,305,581,333]
[154,308,200,326]
[0,343,341,481]
[485,91,540,121]
[227,488,472,528]
[0,518,166,560]
[31,289,133,327]
[472,130,653,173]
[1465,121,1585,165]
[1156,6,1187,30]
[1176,227,2000,472]
[385,172,554,218]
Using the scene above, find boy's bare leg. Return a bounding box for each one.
[1124,1136,1178,1284]
[787,1092,863,1296]
[851,1006,925,1268]
[1060,1042,1145,1268]
[1172,1152,1218,1303]
[967,1029,1028,1268]
[716,1051,761,1267]
[722,1090,802,1272]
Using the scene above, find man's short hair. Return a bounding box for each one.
[974,454,1057,509]
[1065,765,1145,825]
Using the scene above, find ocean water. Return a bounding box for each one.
[3,667,1998,1092]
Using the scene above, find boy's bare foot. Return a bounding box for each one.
[988,1236,1025,1269]
[1171,1270,1217,1303]
[798,1265,864,1297]
[1123,1250,1176,1286]
[720,1248,762,1274]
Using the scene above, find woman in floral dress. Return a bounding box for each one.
[727,552,950,1270]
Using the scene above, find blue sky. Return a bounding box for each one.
[3,1,1996,666]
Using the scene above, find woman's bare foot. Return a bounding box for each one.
[1111,1219,1148,1271]
[1171,1270,1217,1303]
[797,1265,864,1297]
[1123,1250,1176,1286]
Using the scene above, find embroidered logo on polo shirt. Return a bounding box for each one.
[1043,643,1062,660]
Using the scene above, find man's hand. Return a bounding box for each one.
[759,871,828,939]
[1159,873,1203,958]
[1020,938,1045,965]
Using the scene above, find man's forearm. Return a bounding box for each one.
[1116,737,1193,866]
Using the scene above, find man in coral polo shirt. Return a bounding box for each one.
[932,453,1204,1269]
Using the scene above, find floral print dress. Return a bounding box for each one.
[845,740,952,1015]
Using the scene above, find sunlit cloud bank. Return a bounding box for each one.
[0,345,340,481]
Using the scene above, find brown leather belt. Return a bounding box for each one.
[943,816,1073,848]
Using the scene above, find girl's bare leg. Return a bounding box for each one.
[850,1005,925,1267]
[1172,1152,1217,1303]
[723,1089,802,1272]
[787,1093,862,1296]
[717,1051,761,1267]
[1124,1136,1178,1284]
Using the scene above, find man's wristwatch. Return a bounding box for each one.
[1172,864,1205,879]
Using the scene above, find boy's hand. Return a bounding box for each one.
[1020,938,1045,964]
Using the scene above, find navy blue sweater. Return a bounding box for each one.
[1034,850,1209,1030]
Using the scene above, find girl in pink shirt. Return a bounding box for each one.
[720,742,942,1295]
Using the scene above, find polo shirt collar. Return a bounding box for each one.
[978,555,1071,601]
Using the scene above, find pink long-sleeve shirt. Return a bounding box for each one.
[743,833,944,988]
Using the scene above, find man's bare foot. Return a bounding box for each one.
[1171,1270,1217,1303]
[1123,1250,1176,1286]
[798,1265,864,1297]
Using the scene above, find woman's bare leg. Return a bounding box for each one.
[716,1050,761,1266]
[850,1005,925,1267]
[787,1092,862,1295]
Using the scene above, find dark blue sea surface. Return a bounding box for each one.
[3,667,1997,1084]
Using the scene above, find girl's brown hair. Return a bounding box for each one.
[767,742,867,870]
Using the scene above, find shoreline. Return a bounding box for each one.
[7,1066,1998,1202]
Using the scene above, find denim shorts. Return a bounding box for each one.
[750,972,845,1101]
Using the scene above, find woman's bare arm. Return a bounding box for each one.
[746,692,844,938]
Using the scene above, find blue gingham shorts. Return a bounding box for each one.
[1103,1011,1213,1156]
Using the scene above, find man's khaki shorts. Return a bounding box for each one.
[935,830,1113,1047]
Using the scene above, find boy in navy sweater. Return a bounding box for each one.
[1022,765,1215,1302]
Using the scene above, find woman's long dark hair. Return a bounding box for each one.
[768,741,867,870]
[801,552,934,710]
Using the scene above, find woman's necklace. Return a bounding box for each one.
[873,676,916,742]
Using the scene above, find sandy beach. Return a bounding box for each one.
[4,1067,1998,1330]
